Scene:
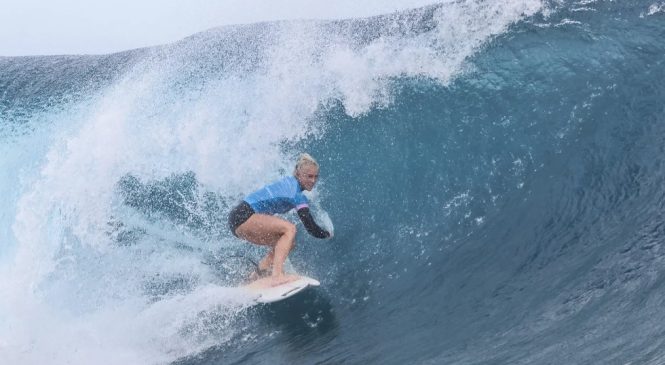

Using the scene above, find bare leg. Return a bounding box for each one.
[258,248,275,272]
[236,214,298,285]
[270,224,295,277]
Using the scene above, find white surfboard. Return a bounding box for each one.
[245,275,320,303]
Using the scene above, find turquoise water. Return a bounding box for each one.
[2,1,665,364]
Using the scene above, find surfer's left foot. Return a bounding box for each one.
[249,267,270,281]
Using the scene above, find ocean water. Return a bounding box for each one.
[2,1,665,364]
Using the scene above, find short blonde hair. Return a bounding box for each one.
[294,153,319,174]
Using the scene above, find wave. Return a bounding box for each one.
[3,0,665,364]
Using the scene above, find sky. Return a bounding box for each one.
[0,0,439,57]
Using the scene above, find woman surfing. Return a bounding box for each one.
[228,153,331,286]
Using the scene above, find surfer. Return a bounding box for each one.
[228,153,331,286]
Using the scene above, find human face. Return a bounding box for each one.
[296,164,319,191]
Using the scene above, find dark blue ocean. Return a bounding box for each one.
[2,1,665,364]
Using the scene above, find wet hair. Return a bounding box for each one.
[294,153,319,175]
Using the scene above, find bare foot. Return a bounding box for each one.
[269,274,298,287]
[248,267,270,281]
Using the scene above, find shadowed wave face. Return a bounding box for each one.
[2,1,665,364]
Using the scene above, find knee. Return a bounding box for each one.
[276,223,297,248]
[283,222,296,238]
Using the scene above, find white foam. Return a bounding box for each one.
[647,2,665,16]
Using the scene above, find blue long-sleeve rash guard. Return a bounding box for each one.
[244,176,330,238]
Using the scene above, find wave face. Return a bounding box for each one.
[2,0,665,364]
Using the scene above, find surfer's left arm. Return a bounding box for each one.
[297,207,331,239]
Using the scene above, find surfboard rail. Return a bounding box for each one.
[245,275,320,303]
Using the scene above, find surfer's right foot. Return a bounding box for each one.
[270,273,298,287]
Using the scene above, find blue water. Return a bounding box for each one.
[2,1,665,364]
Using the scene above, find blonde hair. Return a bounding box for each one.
[294,153,319,174]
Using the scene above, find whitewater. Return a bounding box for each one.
[2,0,665,364]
